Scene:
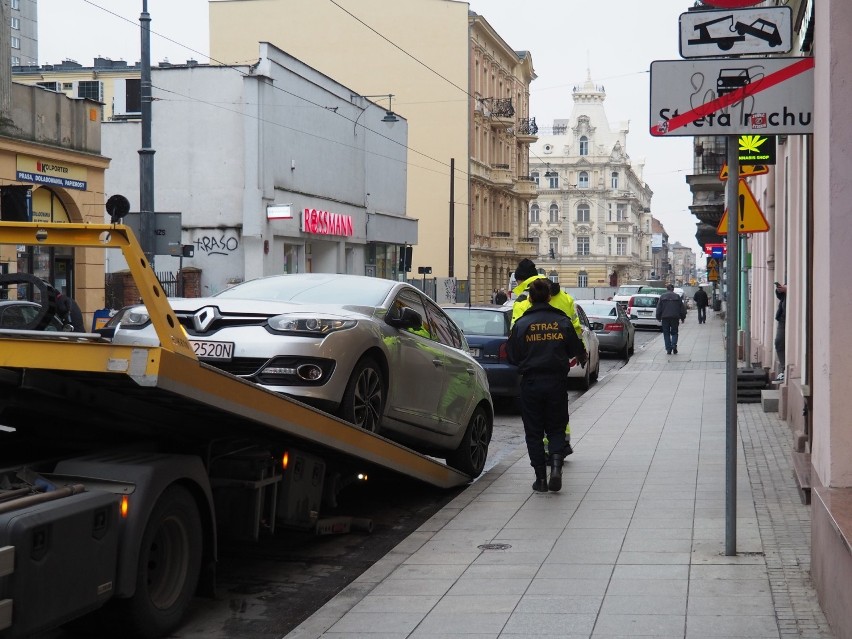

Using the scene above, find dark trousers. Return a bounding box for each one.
[519,374,569,468]
[661,317,680,353]
[697,305,707,323]
[775,320,786,369]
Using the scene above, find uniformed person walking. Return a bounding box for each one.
[511,258,582,458]
[507,278,587,492]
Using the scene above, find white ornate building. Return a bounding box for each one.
[528,77,653,288]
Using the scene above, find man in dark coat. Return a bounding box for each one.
[507,278,587,492]
[693,287,709,324]
[656,284,687,355]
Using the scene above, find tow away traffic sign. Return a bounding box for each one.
[650,57,814,136]
[717,180,769,233]
[679,7,792,58]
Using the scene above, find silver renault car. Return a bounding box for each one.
[110,273,493,477]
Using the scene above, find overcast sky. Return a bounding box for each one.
[37,0,701,258]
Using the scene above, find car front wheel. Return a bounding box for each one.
[446,406,491,477]
[339,357,385,433]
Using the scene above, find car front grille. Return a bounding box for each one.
[175,312,269,337]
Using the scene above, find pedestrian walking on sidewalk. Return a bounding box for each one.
[507,278,587,492]
[693,287,709,324]
[775,282,787,380]
[657,284,687,354]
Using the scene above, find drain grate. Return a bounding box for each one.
[477,543,511,551]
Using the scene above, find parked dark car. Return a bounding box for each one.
[575,300,635,359]
[441,305,519,400]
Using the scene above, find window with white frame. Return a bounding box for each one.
[531,171,539,185]
[578,171,589,188]
[577,236,590,255]
[11,17,20,29]
[11,56,20,66]
[549,237,558,258]
[607,236,612,254]
[616,203,628,221]
[77,81,102,101]
[529,203,540,223]
[611,172,619,189]
[549,203,559,223]
[579,136,589,156]
[576,203,590,222]
[578,271,588,287]
[548,172,559,189]
[616,237,628,256]
[11,0,19,9]
[11,36,20,49]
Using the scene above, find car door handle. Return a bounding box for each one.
[432,359,444,367]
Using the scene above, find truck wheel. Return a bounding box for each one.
[446,406,491,477]
[122,485,203,639]
[339,357,384,433]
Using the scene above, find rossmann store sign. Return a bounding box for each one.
[16,155,88,190]
[301,208,354,237]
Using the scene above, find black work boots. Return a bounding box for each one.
[548,454,564,492]
[532,466,548,492]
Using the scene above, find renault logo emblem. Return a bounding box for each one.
[192,307,221,332]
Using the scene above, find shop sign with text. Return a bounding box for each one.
[16,155,88,191]
[302,208,354,237]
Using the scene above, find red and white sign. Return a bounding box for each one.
[301,208,354,237]
[700,0,762,8]
[650,57,814,136]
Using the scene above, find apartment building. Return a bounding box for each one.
[7,0,37,67]
[528,78,653,288]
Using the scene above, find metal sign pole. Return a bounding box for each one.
[725,136,740,556]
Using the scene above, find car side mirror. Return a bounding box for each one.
[386,306,422,330]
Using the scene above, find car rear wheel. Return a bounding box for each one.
[339,357,384,433]
[619,339,630,360]
[446,406,491,477]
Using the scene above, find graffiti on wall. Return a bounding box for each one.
[193,233,240,256]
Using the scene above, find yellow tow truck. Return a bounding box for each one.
[0,222,471,639]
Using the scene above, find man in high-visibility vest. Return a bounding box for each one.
[510,258,583,458]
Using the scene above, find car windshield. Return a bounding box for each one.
[578,303,617,317]
[213,274,396,306]
[615,285,642,295]
[443,308,508,336]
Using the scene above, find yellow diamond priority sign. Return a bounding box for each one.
[717,179,770,234]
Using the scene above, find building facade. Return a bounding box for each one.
[468,14,538,302]
[13,57,143,122]
[102,44,415,296]
[650,217,670,283]
[0,82,109,326]
[7,0,37,68]
[669,242,695,287]
[528,79,653,289]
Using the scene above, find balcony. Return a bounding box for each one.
[488,98,515,130]
[490,163,512,185]
[516,117,538,143]
[513,176,537,198]
[516,238,538,257]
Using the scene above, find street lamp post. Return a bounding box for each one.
[139,1,155,269]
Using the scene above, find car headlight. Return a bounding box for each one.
[117,309,151,330]
[267,315,357,335]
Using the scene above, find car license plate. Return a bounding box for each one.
[469,347,481,357]
[191,340,234,361]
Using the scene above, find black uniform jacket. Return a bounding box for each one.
[506,303,587,377]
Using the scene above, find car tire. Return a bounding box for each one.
[591,355,600,382]
[339,357,385,433]
[628,336,635,355]
[576,360,591,391]
[619,340,630,360]
[446,405,491,477]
